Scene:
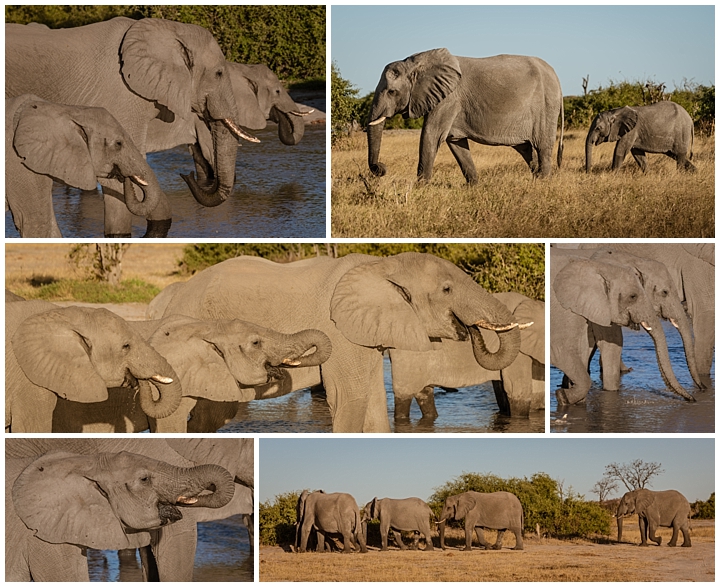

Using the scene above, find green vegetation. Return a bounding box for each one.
[260,491,301,547]
[179,243,544,300]
[12,278,160,304]
[691,493,715,520]
[331,63,361,145]
[5,5,325,82]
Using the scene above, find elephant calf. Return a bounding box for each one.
[362,497,435,551]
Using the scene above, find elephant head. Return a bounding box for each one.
[585,106,638,172]
[331,252,524,371]
[553,258,695,402]
[10,96,169,230]
[120,18,255,208]
[438,493,473,549]
[616,489,650,542]
[367,48,462,177]
[11,306,182,420]
[361,497,380,543]
[12,449,234,550]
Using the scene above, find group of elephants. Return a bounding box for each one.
[367,49,696,183]
[294,488,692,554]
[550,243,714,406]
[6,17,315,237]
[6,251,544,433]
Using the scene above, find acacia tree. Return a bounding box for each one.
[601,460,664,492]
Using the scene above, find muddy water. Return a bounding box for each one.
[87,515,253,581]
[6,125,325,238]
[223,355,544,433]
[551,322,714,433]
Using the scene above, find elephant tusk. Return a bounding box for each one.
[291,109,314,116]
[151,374,174,384]
[474,319,520,332]
[518,321,534,330]
[640,321,653,332]
[223,118,261,143]
[129,174,149,187]
[282,358,302,366]
[670,318,679,329]
[368,116,386,126]
[176,496,198,505]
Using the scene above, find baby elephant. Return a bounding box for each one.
[585,101,695,173]
[362,497,435,551]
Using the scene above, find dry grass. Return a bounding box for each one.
[331,130,714,238]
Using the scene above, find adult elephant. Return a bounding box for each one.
[616,489,692,547]
[6,301,182,432]
[367,49,564,183]
[296,490,367,554]
[6,438,241,581]
[51,314,332,433]
[585,102,695,173]
[162,252,526,432]
[6,18,254,237]
[361,497,435,551]
[390,291,544,420]
[6,95,167,238]
[438,491,524,551]
[550,251,695,404]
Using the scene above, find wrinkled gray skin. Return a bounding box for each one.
[390,291,545,420]
[368,49,564,183]
[5,301,182,433]
[6,438,244,581]
[616,489,691,547]
[6,289,25,303]
[296,490,367,554]
[578,243,714,381]
[6,18,249,236]
[438,491,524,551]
[585,101,695,173]
[361,497,435,551]
[550,251,695,404]
[6,95,168,238]
[162,252,524,432]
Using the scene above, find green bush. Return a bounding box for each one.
[331,63,361,145]
[259,491,301,547]
[692,492,714,519]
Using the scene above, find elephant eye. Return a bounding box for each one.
[628,293,637,301]
[387,89,397,96]
[442,284,452,295]
[122,343,131,351]
[216,69,223,78]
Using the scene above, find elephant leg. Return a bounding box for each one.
[611,139,632,171]
[691,311,715,376]
[462,524,475,551]
[340,528,355,553]
[316,531,326,552]
[7,174,63,237]
[512,527,524,550]
[187,398,238,433]
[675,152,696,172]
[151,521,197,581]
[393,392,414,421]
[668,523,680,547]
[620,359,633,373]
[512,142,538,174]
[446,137,479,184]
[594,324,623,391]
[646,519,662,546]
[638,516,649,546]
[492,380,512,416]
[680,524,692,547]
[630,148,648,172]
[102,184,134,237]
[474,526,489,549]
[417,119,446,182]
[554,315,594,404]
[531,359,545,410]
[151,396,196,433]
[299,522,313,553]
[536,139,555,178]
[499,355,533,417]
[139,545,159,582]
[415,386,439,420]
[28,538,89,582]
[492,529,506,550]
[391,529,407,550]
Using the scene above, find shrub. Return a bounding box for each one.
[691,492,714,519]
[260,491,301,547]
[331,63,361,145]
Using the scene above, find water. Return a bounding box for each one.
[87,514,253,581]
[6,125,326,238]
[222,355,544,433]
[550,322,715,433]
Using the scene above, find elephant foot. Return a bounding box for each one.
[639,542,650,547]
[381,547,389,552]
[513,546,524,551]
[555,387,587,405]
[425,545,434,552]
[652,537,662,546]
[106,233,132,238]
[668,542,677,548]
[491,544,502,551]
[681,542,692,548]
[462,546,472,552]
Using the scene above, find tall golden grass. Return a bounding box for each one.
[331,130,714,238]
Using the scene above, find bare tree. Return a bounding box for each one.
[591,477,619,503]
[582,75,590,96]
[95,244,131,286]
[603,460,664,492]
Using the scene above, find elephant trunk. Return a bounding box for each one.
[127,345,183,419]
[664,304,705,389]
[439,519,447,549]
[120,175,172,238]
[617,515,623,542]
[155,462,235,509]
[585,132,594,174]
[271,106,305,146]
[367,110,387,177]
[268,330,333,368]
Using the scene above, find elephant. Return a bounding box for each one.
[616,489,692,547]
[585,101,695,173]
[6,94,168,238]
[6,289,25,303]
[550,251,695,404]
[438,491,524,551]
[367,49,564,183]
[361,497,435,551]
[6,18,255,237]
[295,490,367,554]
[6,438,248,581]
[390,291,545,420]
[5,300,182,432]
[161,252,527,432]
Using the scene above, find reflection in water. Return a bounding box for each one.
[6,125,325,238]
[87,515,252,582]
[550,322,714,433]
[223,355,544,433]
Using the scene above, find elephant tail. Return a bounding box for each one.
[556,97,565,169]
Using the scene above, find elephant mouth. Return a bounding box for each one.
[157,502,184,525]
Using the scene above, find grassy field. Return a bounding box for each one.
[331,130,714,238]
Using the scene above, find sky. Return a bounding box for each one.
[259,438,714,505]
[331,5,715,97]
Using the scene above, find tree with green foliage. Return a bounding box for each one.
[331,62,361,145]
[260,491,302,546]
[691,493,714,520]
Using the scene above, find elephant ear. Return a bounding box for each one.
[330,259,433,351]
[12,452,149,550]
[553,260,613,327]
[515,299,545,363]
[682,243,714,266]
[228,64,268,129]
[607,107,639,142]
[407,48,462,118]
[13,99,97,190]
[12,309,109,403]
[120,19,194,115]
[635,489,654,513]
[456,493,475,520]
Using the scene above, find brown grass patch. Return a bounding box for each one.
[331,130,714,238]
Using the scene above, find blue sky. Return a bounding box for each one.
[331,6,715,97]
[259,438,714,505]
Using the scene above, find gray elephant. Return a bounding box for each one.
[390,291,545,420]
[161,252,527,432]
[6,438,248,581]
[6,289,25,303]
[585,101,695,173]
[6,18,255,237]
[550,250,695,404]
[6,300,182,432]
[438,491,524,551]
[616,489,691,547]
[296,490,367,553]
[361,497,435,551]
[6,94,167,238]
[368,49,564,183]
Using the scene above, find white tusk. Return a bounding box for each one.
[177,496,198,505]
[368,116,386,126]
[670,318,679,329]
[129,175,149,187]
[474,319,520,332]
[518,321,534,330]
[151,375,173,384]
[282,358,301,366]
[223,118,261,143]
[291,109,314,116]
[641,321,652,332]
